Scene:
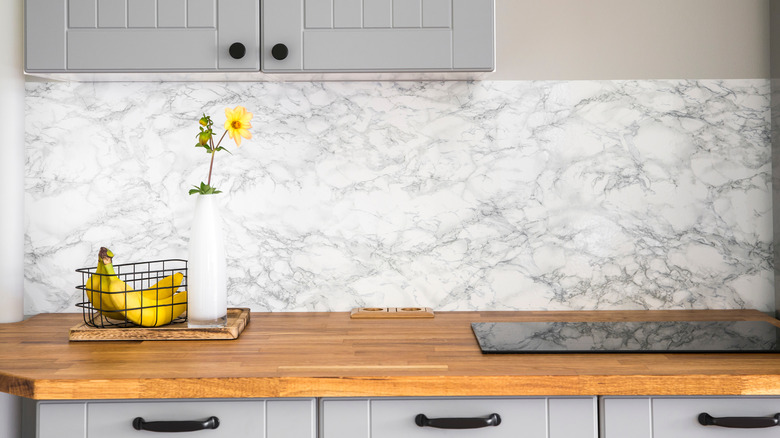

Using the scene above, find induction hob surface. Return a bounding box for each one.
[471,320,780,353]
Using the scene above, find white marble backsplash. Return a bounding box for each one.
[24,79,772,314]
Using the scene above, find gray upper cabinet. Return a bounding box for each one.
[263,0,495,72]
[25,0,260,72]
[25,0,493,74]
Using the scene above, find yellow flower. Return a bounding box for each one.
[224,106,253,147]
[190,106,254,195]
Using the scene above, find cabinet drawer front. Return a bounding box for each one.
[372,398,542,438]
[322,397,596,438]
[87,400,264,437]
[32,398,316,438]
[652,397,780,438]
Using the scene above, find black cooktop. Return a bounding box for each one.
[471,320,780,353]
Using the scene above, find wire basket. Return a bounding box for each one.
[76,259,188,328]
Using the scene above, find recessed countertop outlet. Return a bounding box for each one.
[350,307,435,319]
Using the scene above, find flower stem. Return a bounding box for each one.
[206,131,228,186]
[206,149,216,186]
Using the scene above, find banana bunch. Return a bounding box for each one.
[85,247,187,327]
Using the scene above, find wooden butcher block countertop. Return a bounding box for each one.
[1,310,780,400]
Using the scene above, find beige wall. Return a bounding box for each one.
[772,0,780,77]
[491,0,770,80]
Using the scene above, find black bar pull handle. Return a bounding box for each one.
[415,413,501,429]
[698,413,780,428]
[132,416,220,432]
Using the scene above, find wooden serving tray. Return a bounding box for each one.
[69,308,250,341]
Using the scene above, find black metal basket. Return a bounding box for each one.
[76,259,188,328]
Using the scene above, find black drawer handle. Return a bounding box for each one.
[698,413,780,428]
[132,416,220,432]
[415,413,501,429]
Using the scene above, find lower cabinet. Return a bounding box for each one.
[25,396,597,438]
[321,397,598,438]
[34,395,780,437]
[601,396,780,438]
[23,398,316,438]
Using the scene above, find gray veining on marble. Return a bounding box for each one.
[471,321,778,353]
[24,80,772,314]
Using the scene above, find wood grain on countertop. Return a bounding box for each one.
[1,310,780,400]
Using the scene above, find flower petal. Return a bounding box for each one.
[224,106,252,147]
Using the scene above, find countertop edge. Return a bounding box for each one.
[7,374,780,400]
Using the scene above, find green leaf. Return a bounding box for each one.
[189,182,222,195]
[193,143,214,153]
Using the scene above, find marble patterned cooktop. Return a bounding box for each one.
[471,320,779,353]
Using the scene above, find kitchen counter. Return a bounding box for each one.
[1,310,780,400]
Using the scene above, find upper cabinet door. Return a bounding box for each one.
[263,0,495,72]
[26,0,490,75]
[25,0,259,72]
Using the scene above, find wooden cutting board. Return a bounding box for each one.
[68,308,250,341]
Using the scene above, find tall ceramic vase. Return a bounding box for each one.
[187,194,228,328]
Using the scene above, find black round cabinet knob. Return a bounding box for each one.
[271,43,288,60]
[229,42,246,59]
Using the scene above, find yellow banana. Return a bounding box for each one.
[84,248,187,326]
[86,271,184,320]
[114,288,189,327]
[85,249,184,320]
[140,272,184,301]
[84,248,127,320]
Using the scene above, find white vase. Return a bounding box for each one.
[187,194,228,328]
